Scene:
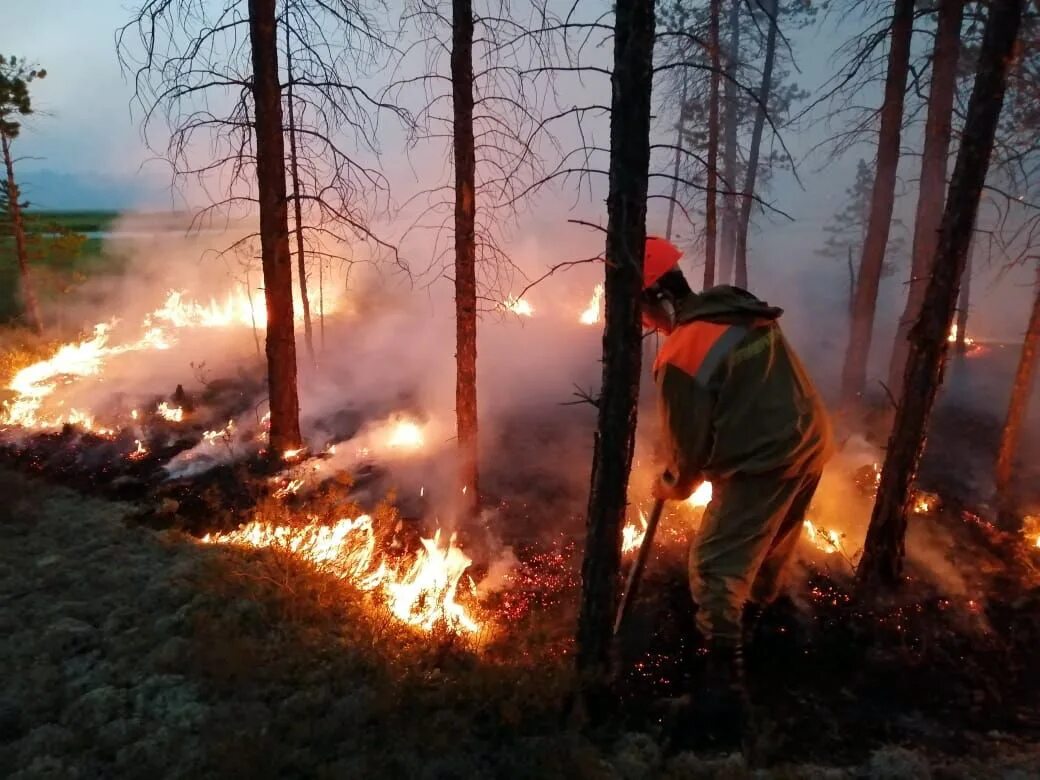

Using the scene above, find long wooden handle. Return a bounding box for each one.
[613,498,665,637]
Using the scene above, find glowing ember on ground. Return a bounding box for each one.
[156,402,184,423]
[686,481,713,509]
[385,418,425,450]
[579,284,605,325]
[504,297,534,317]
[947,323,975,346]
[202,516,482,634]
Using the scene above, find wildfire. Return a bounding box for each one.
[912,491,938,514]
[201,515,482,634]
[1023,516,1040,549]
[202,420,235,445]
[579,284,605,325]
[156,402,184,423]
[504,297,534,317]
[129,440,148,460]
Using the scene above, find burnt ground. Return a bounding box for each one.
[1,346,1040,777]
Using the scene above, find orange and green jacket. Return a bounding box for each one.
[654,286,834,496]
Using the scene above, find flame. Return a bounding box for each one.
[504,297,534,317]
[1,287,337,435]
[947,322,975,346]
[129,440,148,460]
[273,479,305,499]
[622,510,648,554]
[203,420,235,445]
[202,515,481,634]
[1023,516,1040,550]
[912,491,937,514]
[803,520,845,556]
[156,402,184,423]
[579,284,605,325]
[385,418,425,450]
[282,448,305,461]
[686,481,713,509]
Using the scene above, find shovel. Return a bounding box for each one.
[613,498,665,636]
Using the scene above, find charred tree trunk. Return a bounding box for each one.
[994,263,1040,515]
[847,245,856,320]
[886,0,964,399]
[453,0,479,518]
[733,0,778,289]
[575,0,655,711]
[956,237,973,352]
[665,65,687,242]
[2,133,42,334]
[718,0,740,286]
[839,0,915,406]
[248,0,302,454]
[857,0,1024,591]
[704,0,721,289]
[285,16,315,367]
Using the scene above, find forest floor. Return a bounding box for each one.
[1,337,1040,777]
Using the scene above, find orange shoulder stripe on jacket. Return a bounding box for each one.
[654,321,732,377]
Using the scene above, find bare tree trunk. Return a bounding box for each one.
[733,0,778,289]
[839,0,915,406]
[886,0,964,399]
[319,257,326,350]
[285,13,315,367]
[848,244,856,319]
[248,0,302,454]
[453,0,479,519]
[994,262,1040,514]
[2,133,42,334]
[718,0,740,286]
[704,0,721,289]
[956,236,973,352]
[857,0,1024,591]
[665,66,687,242]
[575,0,656,714]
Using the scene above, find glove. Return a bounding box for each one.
[652,470,693,501]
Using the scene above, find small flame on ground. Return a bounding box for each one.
[282,448,305,461]
[579,284,605,325]
[622,510,648,554]
[912,491,938,514]
[804,520,845,556]
[129,440,148,460]
[156,402,184,423]
[203,420,235,445]
[504,297,534,317]
[947,323,975,346]
[273,479,305,499]
[202,515,481,634]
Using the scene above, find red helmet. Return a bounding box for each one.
[643,236,683,290]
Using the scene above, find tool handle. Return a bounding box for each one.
[613,498,665,636]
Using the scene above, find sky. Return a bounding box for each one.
[3,0,1037,351]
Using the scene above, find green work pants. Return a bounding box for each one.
[689,469,822,644]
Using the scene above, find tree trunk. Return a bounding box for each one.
[994,262,1040,513]
[839,0,915,406]
[847,244,856,319]
[575,0,655,712]
[857,0,1024,591]
[733,0,778,289]
[2,133,42,334]
[665,65,687,242]
[718,0,740,286]
[704,0,721,290]
[956,236,973,352]
[886,0,964,399]
[453,0,479,519]
[319,257,326,350]
[285,14,315,367]
[248,0,302,454]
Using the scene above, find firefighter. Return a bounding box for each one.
[641,236,834,749]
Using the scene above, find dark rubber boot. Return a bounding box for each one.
[741,601,765,647]
[687,640,748,754]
